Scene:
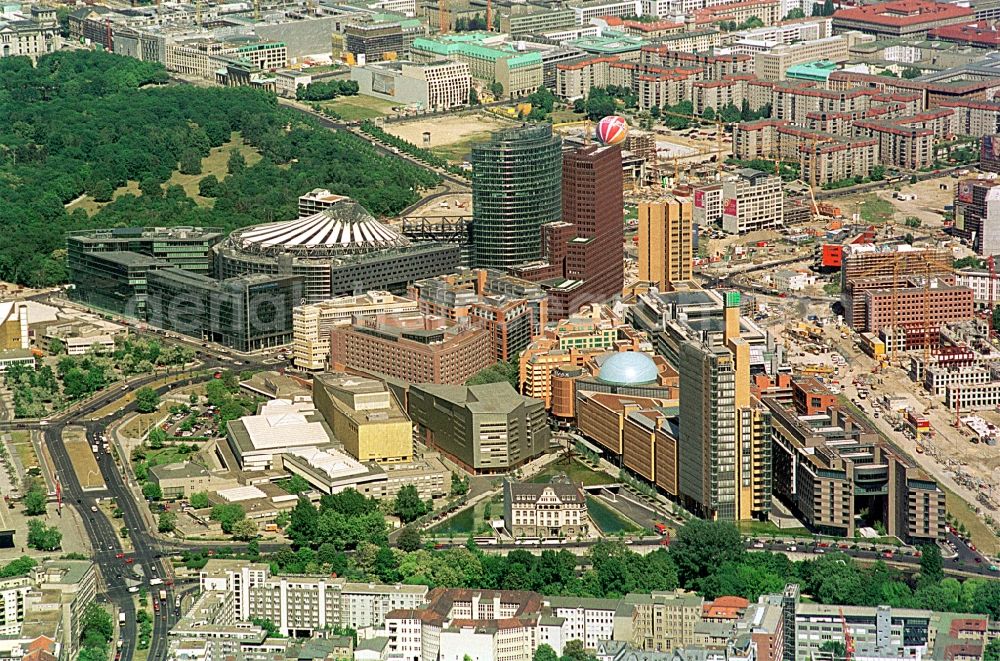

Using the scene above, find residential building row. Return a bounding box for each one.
[172,565,994,661]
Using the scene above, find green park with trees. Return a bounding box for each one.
[0,50,440,289]
[170,497,1000,622]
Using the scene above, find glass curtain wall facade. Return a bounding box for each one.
[471,125,563,270]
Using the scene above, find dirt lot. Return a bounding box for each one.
[833,175,955,230]
[384,113,516,163]
[63,426,105,491]
[405,192,471,218]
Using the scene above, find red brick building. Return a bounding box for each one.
[792,377,838,416]
[515,145,625,320]
[329,312,492,385]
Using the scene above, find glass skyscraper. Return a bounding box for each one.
[471,124,563,271]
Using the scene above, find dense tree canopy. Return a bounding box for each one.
[0,51,439,287]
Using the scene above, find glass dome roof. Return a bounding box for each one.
[597,352,658,386]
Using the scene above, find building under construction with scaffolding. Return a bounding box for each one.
[840,245,964,336]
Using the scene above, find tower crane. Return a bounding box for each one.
[839,608,855,661]
[988,255,997,336]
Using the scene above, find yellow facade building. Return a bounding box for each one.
[312,373,413,464]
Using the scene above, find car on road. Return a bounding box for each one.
[115,553,124,559]
[787,545,797,552]
[124,558,134,564]
[91,505,98,512]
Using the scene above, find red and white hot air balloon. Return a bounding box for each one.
[596,115,629,145]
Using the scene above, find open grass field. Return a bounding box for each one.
[63,427,105,491]
[321,94,397,121]
[146,445,202,468]
[165,131,261,206]
[384,113,515,163]
[8,430,39,471]
[66,180,141,216]
[65,133,261,215]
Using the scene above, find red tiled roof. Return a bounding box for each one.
[623,19,684,32]
[949,618,988,636]
[928,20,1000,45]
[556,56,619,71]
[832,0,972,28]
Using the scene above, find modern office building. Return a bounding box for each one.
[839,245,955,330]
[67,250,170,317]
[675,292,772,521]
[145,269,303,352]
[764,391,945,543]
[637,198,693,291]
[66,226,223,275]
[66,226,224,316]
[292,292,418,371]
[540,144,625,319]
[330,311,492,385]
[519,305,643,407]
[503,478,589,538]
[981,135,1000,173]
[953,178,1000,256]
[214,195,460,303]
[344,22,404,63]
[351,59,471,112]
[312,373,413,464]
[721,169,783,235]
[407,381,550,474]
[575,389,679,495]
[471,125,563,271]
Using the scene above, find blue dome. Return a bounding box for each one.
[598,352,658,386]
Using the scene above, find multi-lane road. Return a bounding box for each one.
[0,346,272,661]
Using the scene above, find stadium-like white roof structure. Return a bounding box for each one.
[231,198,409,256]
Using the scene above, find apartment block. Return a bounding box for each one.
[200,560,428,637]
[0,561,97,658]
[831,0,973,38]
[614,591,704,652]
[292,292,418,371]
[721,169,783,234]
[329,311,492,385]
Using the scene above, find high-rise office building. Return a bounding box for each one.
[508,144,624,319]
[471,125,563,271]
[638,198,693,290]
[677,291,771,521]
[561,144,624,304]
